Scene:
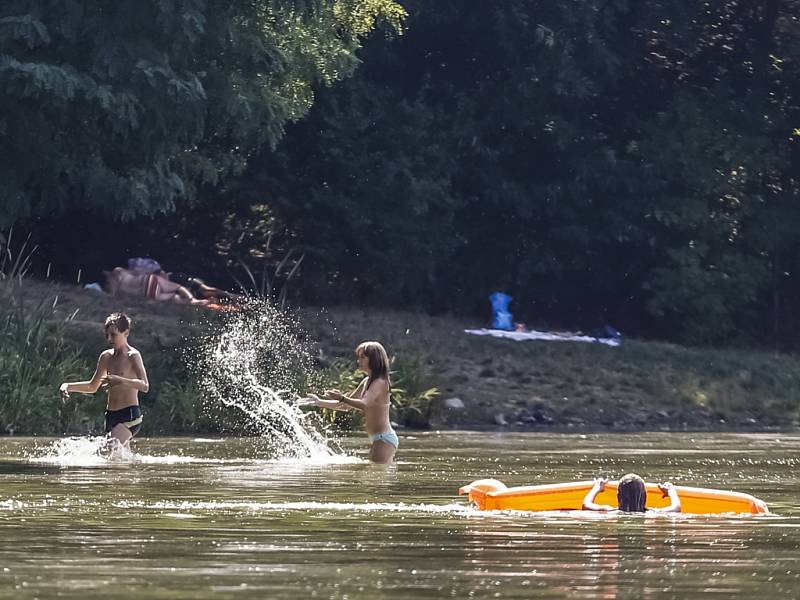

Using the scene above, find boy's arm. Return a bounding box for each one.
[104,352,149,393]
[61,354,108,395]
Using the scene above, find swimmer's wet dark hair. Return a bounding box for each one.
[617,473,647,512]
[104,312,131,332]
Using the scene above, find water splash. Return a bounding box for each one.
[27,437,231,466]
[28,436,135,466]
[194,300,335,460]
[114,499,474,515]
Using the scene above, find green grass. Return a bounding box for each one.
[301,306,800,431]
[3,279,800,434]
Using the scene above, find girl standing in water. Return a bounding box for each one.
[305,341,398,463]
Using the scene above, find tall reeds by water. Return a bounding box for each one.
[0,232,83,434]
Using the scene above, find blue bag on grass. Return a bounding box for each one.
[489,292,514,331]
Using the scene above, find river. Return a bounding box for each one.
[0,431,797,598]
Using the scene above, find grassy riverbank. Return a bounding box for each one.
[2,278,799,435]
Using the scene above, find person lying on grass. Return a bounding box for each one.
[103,267,208,305]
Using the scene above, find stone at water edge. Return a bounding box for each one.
[444,397,465,409]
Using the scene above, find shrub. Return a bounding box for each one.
[389,354,440,428]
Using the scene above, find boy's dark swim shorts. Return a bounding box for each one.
[105,405,143,436]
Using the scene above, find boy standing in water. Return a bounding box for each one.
[60,313,149,449]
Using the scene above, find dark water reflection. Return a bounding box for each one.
[0,432,798,599]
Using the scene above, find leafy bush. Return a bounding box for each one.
[389,354,440,428]
[142,378,200,434]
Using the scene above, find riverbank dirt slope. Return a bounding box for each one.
[12,279,800,432]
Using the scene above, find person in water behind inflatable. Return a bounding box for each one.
[303,341,398,464]
[582,474,681,513]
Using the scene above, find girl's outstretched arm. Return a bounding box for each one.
[303,393,350,411]
[324,389,367,411]
[323,377,368,411]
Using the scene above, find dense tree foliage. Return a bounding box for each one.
[228,0,800,344]
[0,0,405,223]
[11,1,800,347]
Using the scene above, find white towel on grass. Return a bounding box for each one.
[464,328,621,347]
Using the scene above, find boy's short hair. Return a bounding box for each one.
[105,312,131,332]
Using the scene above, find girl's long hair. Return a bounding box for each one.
[356,341,390,390]
[617,473,647,512]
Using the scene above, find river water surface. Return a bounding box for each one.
[0,431,798,599]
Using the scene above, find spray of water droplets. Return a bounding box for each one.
[192,299,335,459]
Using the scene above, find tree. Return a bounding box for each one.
[0,0,405,224]
[237,0,800,345]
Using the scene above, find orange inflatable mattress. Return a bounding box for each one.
[459,479,769,514]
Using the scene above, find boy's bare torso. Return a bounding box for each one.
[103,347,142,410]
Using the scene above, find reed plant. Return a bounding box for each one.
[0,229,35,283]
[0,233,84,433]
[229,226,305,310]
